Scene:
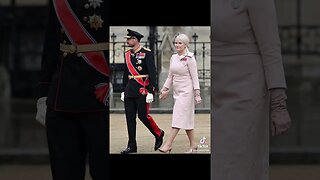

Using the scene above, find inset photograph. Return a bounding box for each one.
[109,26,211,154]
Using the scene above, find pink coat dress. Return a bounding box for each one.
[163,52,200,129]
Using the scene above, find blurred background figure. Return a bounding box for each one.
[35,0,110,179]
[212,0,291,179]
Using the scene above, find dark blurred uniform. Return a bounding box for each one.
[37,0,109,179]
[120,29,164,154]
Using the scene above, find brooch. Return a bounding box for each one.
[180,57,187,61]
[231,0,241,9]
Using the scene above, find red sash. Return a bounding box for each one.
[53,0,109,105]
[125,51,149,95]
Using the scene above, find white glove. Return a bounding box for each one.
[35,97,47,126]
[120,92,125,102]
[146,93,154,103]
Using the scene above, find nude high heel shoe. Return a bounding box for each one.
[158,147,172,154]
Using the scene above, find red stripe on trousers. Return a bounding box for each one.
[146,103,161,137]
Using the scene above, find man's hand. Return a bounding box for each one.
[35,97,47,126]
[270,88,291,136]
[120,92,125,102]
[146,93,154,103]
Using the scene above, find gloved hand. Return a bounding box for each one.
[146,93,154,103]
[120,92,125,102]
[270,88,291,136]
[35,96,47,126]
[159,87,169,100]
[194,89,202,105]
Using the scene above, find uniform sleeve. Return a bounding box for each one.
[163,56,173,89]
[146,51,157,94]
[187,55,200,90]
[247,0,287,89]
[121,61,129,92]
[38,0,60,98]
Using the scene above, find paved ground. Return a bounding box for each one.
[110,113,211,154]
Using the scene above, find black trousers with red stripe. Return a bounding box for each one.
[124,95,162,149]
[46,108,109,180]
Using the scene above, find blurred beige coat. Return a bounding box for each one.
[211,0,287,179]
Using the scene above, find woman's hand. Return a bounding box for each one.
[270,88,291,136]
[194,89,202,104]
[159,87,169,100]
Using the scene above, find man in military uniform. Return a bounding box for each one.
[120,29,164,154]
[35,0,109,179]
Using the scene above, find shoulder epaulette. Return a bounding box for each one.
[142,47,151,51]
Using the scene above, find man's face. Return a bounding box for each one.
[126,37,137,47]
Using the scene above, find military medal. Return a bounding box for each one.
[88,14,104,30]
[136,53,146,59]
[137,66,142,71]
[136,60,142,64]
[84,3,90,9]
[88,0,103,8]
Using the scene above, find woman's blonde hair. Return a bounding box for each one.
[174,33,190,47]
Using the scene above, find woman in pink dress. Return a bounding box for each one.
[158,33,202,153]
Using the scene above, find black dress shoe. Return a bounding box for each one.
[154,130,165,151]
[120,147,137,154]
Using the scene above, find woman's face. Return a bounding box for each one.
[174,39,186,53]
